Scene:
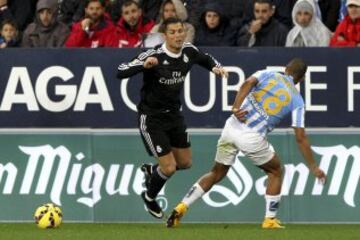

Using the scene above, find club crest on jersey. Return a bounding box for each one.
[156,145,163,153]
[183,54,189,63]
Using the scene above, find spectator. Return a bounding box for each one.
[319,0,341,32]
[65,0,118,48]
[22,0,70,48]
[187,0,249,30]
[151,0,195,43]
[58,0,87,27]
[116,0,154,47]
[286,0,332,47]
[194,2,236,46]
[244,0,297,30]
[237,0,288,47]
[0,19,19,47]
[330,0,360,46]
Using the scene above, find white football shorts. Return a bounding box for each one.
[215,116,275,166]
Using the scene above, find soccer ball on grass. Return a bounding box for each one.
[34,203,62,229]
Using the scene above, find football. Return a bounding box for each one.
[34,203,63,229]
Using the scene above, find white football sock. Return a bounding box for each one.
[182,183,205,207]
[265,194,281,218]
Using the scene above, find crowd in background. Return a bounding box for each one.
[0,0,359,48]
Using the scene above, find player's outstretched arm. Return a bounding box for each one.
[190,45,223,73]
[293,127,327,183]
[231,76,258,122]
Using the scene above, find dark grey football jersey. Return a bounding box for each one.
[117,42,221,114]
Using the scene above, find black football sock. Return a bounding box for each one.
[146,166,168,200]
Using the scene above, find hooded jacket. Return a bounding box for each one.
[22,0,70,48]
[151,0,195,43]
[194,2,237,46]
[286,0,332,47]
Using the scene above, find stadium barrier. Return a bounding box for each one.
[0,48,359,128]
[0,129,359,223]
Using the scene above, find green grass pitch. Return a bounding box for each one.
[0,223,359,240]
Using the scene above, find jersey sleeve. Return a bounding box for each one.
[291,107,305,128]
[117,49,157,79]
[186,43,221,71]
[251,70,270,83]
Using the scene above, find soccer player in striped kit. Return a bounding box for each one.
[166,58,326,229]
[117,17,228,219]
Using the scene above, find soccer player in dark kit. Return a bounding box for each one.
[117,17,228,219]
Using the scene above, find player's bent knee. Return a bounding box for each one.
[177,159,192,169]
[270,165,283,178]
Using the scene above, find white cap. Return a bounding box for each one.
[347,0,360,6]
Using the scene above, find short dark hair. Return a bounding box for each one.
[0,19,17,32]
[122,0,140,9]
[286,58,308,82]
[254,0,273,6]
[85,0,106,8]
[159,17,183,33]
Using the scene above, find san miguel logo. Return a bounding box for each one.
[0,144,359,208]
[203,145,360,208]
[202,159,253,207]
[0,145,147,207]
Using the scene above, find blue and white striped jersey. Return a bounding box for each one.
[240,70,305,136]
